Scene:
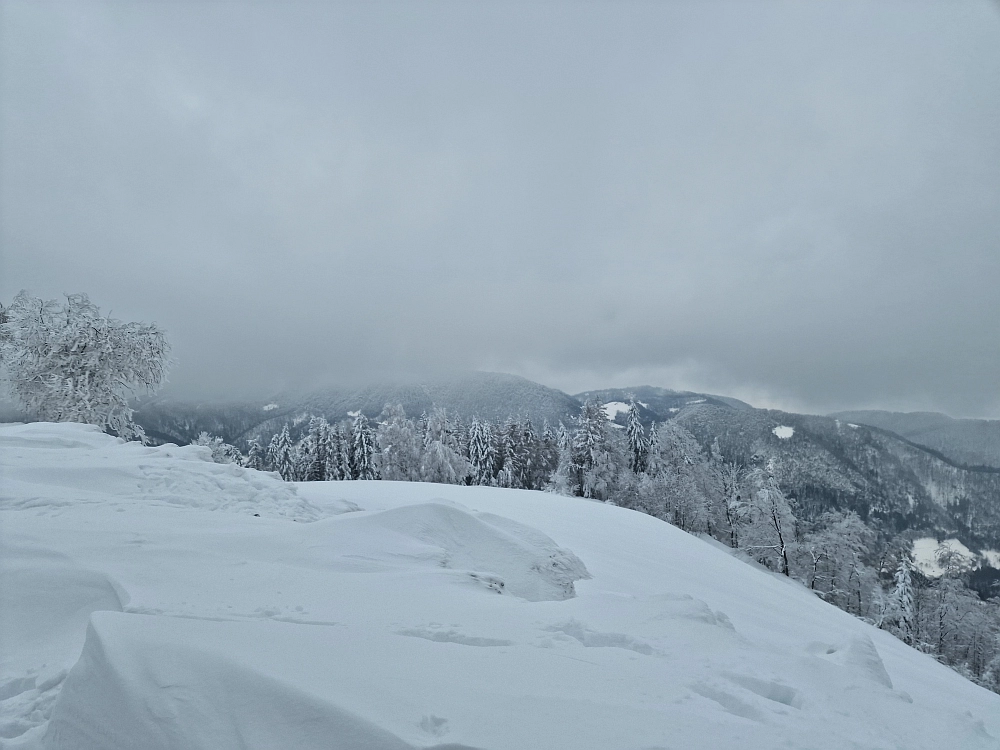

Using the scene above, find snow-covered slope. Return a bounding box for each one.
[2,423,998,749]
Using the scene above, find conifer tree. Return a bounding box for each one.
[244,437,266,471]
[468,419,495,485]
[891,558,916,645]
[626,400,647,474]
[645,422,661,476]
[269,425,295,481]
[303,416,329,482]
[325,423,351,480]
[350,412,378,480]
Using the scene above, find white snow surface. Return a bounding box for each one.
[601,401,630,421]
[912,537,981,577]
[772,425,795,439]
[2,423,999,749]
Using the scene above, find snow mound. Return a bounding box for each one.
[44,613,417,750]
[0,422,324,521]
[0,553,126,741]
[303,502,590,601]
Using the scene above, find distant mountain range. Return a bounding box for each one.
[831,410,1000,469]
[22,373,1000,552]
[133,372,581,447]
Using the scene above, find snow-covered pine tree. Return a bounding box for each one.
[269,425,295,481]
[891,557,915,645]
[497,418,524,489]
[626,400,647,474]
[244,437,266,471]
[518,418,540,489]
[303,416,329,482]
[644,421,661,476]
[468,419,495,486]
[350,412,378,480]
[567,400,621,501]
[534,421,560,491]
[325,422,350,480]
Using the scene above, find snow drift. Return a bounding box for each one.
[1,422,999,749]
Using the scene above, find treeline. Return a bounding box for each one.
[199,399,1000,694]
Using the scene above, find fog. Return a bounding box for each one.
[2,1,999,416]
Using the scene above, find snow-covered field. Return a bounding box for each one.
[2,422,999,749]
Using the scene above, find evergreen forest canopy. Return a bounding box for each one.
[2,290,1000,695]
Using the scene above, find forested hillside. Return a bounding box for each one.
[833,410,1000,469]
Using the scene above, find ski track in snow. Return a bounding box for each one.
[1,422,999,749]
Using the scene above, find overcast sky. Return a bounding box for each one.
[2,1,999,417]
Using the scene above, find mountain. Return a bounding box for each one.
[573,391,1000,550]
[673,404,1000,549]
[574,385,753,426]
[298,371,581,427]
[133,372,581,447]
[831,410,1000,469]
[4,421,998,749]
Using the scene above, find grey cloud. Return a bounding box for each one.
[2,1,998,415]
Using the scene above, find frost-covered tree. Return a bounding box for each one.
[639,421,713,532]
[350,412,378,480]
[268,425,295,481]
[325,422,351,481]
[553,400,622,501]
[889,557,915,645]
[496,418,525,489]
[419,408,469,484]
[244,437,266,471]
[375,403,422,481]
[712,447,748,548]
[420,438,471,484]
[298,416,330,482]
[743,459,796,576]
[192,432,244,465]
[795,511,876,616]
[626,400,647,474]
[0,291,169,441]
[468,419,495,486]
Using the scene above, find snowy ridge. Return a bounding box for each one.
[0,422,326,521]
[1,423,999,749]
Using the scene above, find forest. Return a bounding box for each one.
[201,399,1000,695]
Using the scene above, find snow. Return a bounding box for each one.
[601,401,630,421]
[772,425,795,439]
[984,550,1000,569]
[262,403,279,411]
[2,422,999,749]
[912,537,977,578]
